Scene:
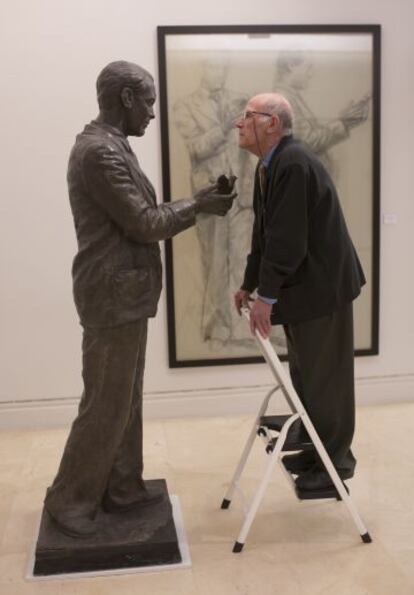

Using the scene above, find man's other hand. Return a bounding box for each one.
[249,298,272,339]
[234,289,251,316]
[195,184,237,216]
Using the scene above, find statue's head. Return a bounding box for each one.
[96,61,156,136]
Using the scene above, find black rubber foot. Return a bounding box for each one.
[221,499,231,510]
[233,541,244,553]
[361,532,372,543]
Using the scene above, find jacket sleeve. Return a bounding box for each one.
[241,183,262,292]
[82,142,196,243]
[257,163,309,298]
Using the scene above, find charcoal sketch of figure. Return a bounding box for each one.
[274,51,370,178]
[174,62,269,348]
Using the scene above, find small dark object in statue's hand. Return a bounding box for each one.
[216,174,237,194]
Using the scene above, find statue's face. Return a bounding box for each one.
[127,80,156,137]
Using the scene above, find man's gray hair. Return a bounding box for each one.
[96,61,153,110]
[264,95,294,132]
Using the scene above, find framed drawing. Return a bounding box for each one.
[157,25,380,367]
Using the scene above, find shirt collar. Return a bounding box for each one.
[260,134,293,167]
[261,143,279,167]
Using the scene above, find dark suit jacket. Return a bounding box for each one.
[67,121,196,328]
[241,135,365,325]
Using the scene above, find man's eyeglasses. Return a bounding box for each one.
[241,110,273,120]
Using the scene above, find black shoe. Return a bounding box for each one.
[282,452,316,474]
[102,488,164,514]
[295,467,354,491]
[45,507,96,539]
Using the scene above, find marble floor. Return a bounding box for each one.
[0,402,413,595]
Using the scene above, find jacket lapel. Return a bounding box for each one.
[109,135,157,206]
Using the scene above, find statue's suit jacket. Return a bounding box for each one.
[67,120,196,328]
[242,135,365,325]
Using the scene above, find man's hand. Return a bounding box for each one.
[249,298,272,339]
[234,288,251,316]
[195,184,237,216]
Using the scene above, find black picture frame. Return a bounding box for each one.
[157,24,380,368]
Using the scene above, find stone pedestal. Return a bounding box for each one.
[34,479,181,576]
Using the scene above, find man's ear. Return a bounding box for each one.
[120,86,134,109]
[267,114,280,134]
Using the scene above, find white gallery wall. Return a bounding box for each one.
[0,0,413,428]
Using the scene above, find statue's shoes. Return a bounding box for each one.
[102,488,164,514]
[45,507,97,538]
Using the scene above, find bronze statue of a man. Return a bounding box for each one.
[44,61,235,538]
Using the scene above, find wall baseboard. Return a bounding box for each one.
[1,374,413,430]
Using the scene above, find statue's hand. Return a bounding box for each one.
[195,183,237,216]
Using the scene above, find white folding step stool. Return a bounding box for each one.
[221,308,372,553]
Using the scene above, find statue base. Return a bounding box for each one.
[33,479,182,576]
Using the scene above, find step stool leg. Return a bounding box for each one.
[300,415,372,542]
[221,388,278,509]
[233,448,280,552]
[232,416,297,552]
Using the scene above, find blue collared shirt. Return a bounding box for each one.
[261,142,280,168]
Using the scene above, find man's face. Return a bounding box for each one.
[236,99,272,156]
[127,80,156,137]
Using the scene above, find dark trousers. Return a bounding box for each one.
[45,319,148,522]
[283,302,356,473]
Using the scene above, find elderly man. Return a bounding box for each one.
[44,61,235,538]
[234,93,365,493]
